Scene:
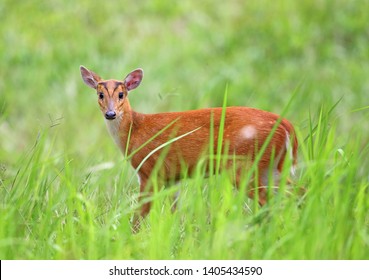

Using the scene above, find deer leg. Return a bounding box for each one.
[234,167,268,207]
[132,176,152,233]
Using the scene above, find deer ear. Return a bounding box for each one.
[124,69,143,91]
[80,66,102,89]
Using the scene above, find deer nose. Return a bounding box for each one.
[105,111,116,120]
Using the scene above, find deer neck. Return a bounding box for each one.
[104,98,136,156]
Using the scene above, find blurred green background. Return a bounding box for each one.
[1,0,368,165]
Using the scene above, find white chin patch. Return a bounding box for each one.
[105,116,123,152]
[240,125,257,140]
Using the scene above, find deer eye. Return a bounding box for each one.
[99,92,104,100]
[118,92,124,99]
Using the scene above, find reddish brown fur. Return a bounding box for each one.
[80,66,298,230]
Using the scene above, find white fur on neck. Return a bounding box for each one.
[105,115,124,153]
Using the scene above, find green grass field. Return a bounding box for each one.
[1,0,369,259]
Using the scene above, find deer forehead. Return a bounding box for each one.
[97,80,126,93]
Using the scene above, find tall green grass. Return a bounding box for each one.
[1,91,368,259]
[1,0,369,259]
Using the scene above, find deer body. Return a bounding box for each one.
[80,66,298,226]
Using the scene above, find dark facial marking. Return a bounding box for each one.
[98,82,108,92]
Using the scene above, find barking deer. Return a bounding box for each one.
[80,66,298,230]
